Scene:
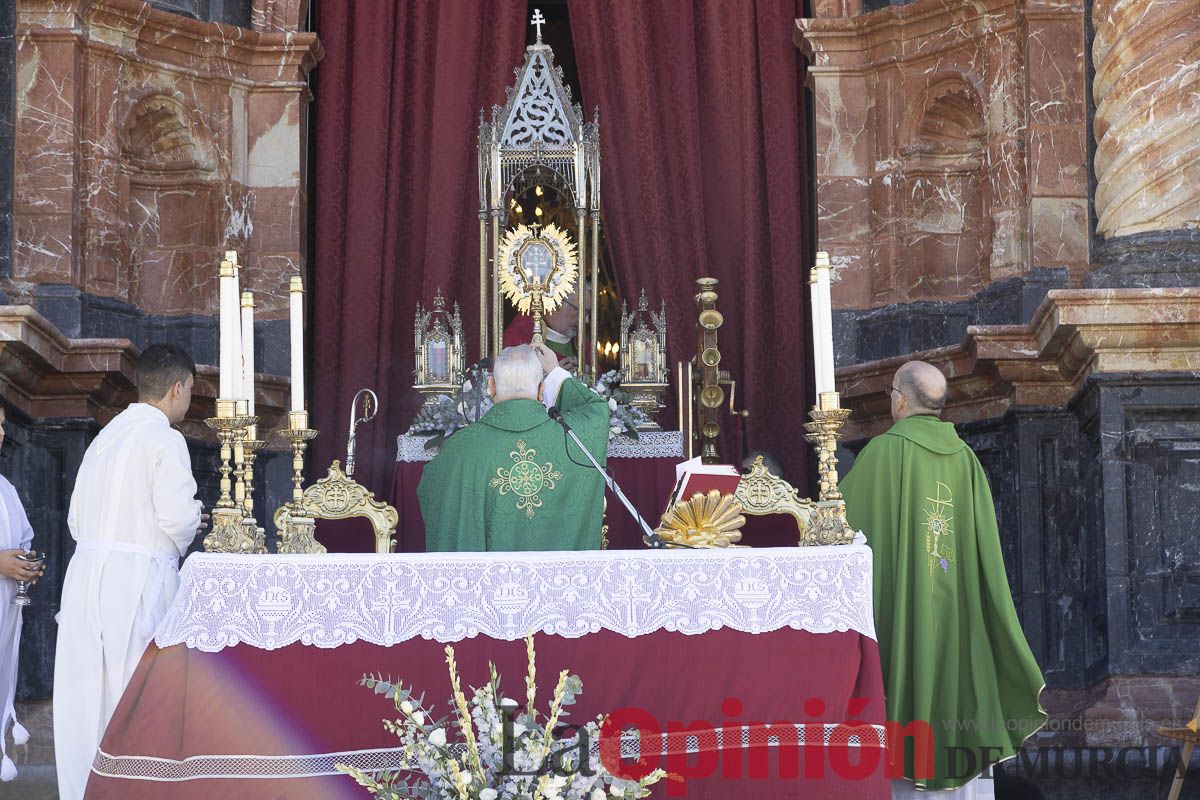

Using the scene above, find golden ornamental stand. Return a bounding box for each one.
[804,391,856,545]
[241,425,267,554]
[204,399,258,553]
[276,410,326,555]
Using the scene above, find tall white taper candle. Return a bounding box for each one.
[815,251,835,395]
[289,276,305,413]
[241,291,255,416]
[218,260,240,402]
[810,273,827,395]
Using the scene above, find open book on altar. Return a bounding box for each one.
[667,457,741,508]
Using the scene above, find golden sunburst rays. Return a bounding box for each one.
[655,489,747,548]
[498,223,579,315]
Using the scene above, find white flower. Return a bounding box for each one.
[592,790,607,800]
[400,700,414,715]
[499,697,518,708]
[412,711,425,726]
[481,790,499,800]
[458,769,473,785]
[608,397,618,411]
[429,728,447,747]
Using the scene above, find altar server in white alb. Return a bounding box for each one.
[54,344,203,799]
[0,404,42,782]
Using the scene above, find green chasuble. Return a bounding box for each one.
[418,378,609,552]
[545,336,575,359]
[840,415,1046,789]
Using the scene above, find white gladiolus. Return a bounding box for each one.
[429,728,447,747]
[412,711,425,726]
[592,789,607,800]
[400,700,414,715]
[481,790,499,800]
[608,397,618,411]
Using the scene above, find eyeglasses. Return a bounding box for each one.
[884,385,900,398]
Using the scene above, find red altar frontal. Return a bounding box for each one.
[85,546,889,799]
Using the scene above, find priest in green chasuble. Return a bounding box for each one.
[418,344,609,551]
[840,361,1046,795]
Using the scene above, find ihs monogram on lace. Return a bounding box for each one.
[490,439,562,519]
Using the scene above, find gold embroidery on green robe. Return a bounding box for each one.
[490,440,562,519]
[924,480,955,581]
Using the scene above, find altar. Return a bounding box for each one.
[84,545,890,799]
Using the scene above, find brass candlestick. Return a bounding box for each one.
[804,391,855,546]
[204,399,258,553]
[276,410,325,554]
[242,425,267,554]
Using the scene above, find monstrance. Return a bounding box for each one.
[498,223,578,345]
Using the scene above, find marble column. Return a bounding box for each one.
[1089,0,1200,287]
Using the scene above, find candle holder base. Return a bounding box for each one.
[204,507,257,554]
[277,513,325,555]
[803,394,856,545]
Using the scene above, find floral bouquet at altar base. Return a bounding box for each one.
[592,370,645,442]
[336,636,669,800]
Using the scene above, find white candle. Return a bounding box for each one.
[218,260,240,401]
[810,274,827,396]
[815,252,836,395]
[289,276,305,412]
[241,291,255,416]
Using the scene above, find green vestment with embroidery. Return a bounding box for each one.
[418,378,609,552]
[840,415,1046,790]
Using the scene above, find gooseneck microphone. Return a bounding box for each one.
[547,406,667,549]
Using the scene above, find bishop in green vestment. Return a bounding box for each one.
[840,361,1046,792]
[418,344,609,552]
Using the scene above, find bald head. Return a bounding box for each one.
[891,361,948,420]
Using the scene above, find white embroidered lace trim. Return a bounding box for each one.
[396,431,683,462]
[92,724,887,781]
[155,547,875,652]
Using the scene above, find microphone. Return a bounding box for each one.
[547,406,667,549]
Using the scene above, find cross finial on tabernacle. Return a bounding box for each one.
[531,8,546,42]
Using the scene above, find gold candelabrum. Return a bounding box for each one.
[203,399,259,554]
[803,391,856,546]
[275,410,326,555]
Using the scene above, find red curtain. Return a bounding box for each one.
[570,0,814,484]
[310,2,527,492]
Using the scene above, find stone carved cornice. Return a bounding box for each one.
[796,0,1022,69]
[0,305,291,445]
[17,0,323,85]
[837,289,1200,439]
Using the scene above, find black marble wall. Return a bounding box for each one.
[150,0,253,27]
[841,372,1200,690]
[33,285,292,377]
[0,0,13,280]
[834,268,1068,367]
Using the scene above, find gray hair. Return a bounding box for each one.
[492,345,543,401]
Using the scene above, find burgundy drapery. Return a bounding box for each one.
[311,2,527,492]
[570,0,813,484]
[312,1,814,495]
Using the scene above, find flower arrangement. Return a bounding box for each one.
[337,636,668,800]
[410,365,647,448]
[592,371,647,442]
[409,361,494,449]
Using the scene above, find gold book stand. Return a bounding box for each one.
[734,455,819,546]
[273,459,399,555]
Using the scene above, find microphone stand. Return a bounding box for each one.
[548,407,667,549]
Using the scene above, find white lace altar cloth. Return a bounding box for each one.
[155,546,874,652]
[396,430,683,462]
